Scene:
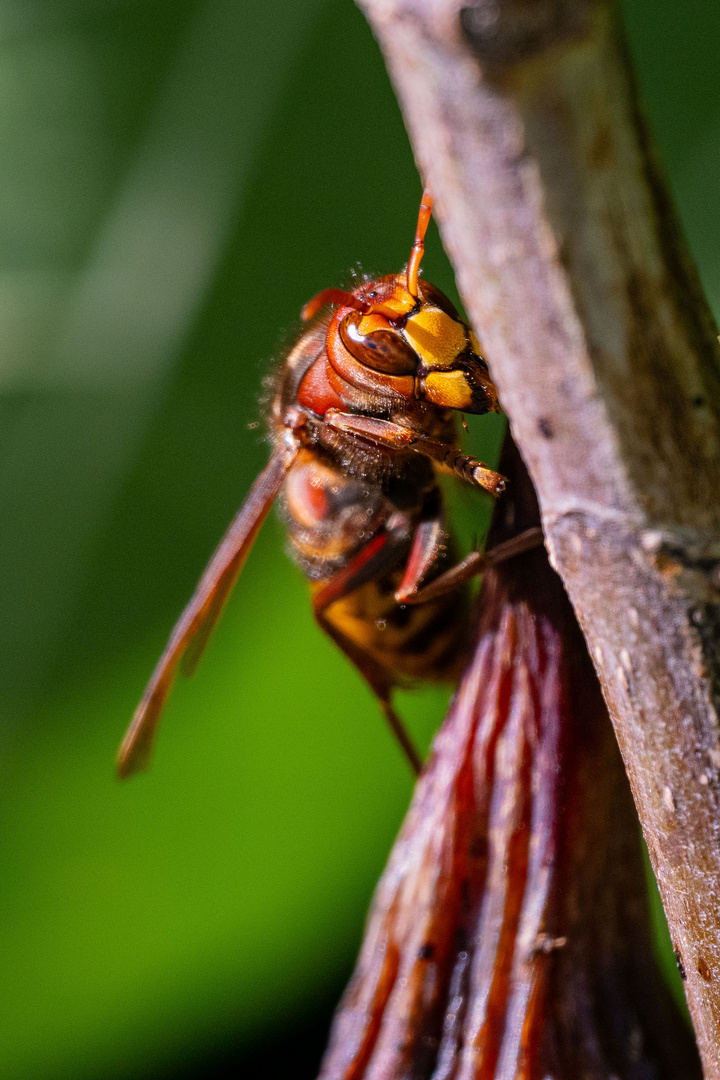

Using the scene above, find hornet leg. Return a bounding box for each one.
[396,526,544,605]
[312,523,423,775]
[322,411,507,495]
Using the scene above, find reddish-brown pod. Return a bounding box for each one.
[316,440,701,1080]
[117,189,540,779]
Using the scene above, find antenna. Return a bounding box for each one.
[301,288,371,322]
[406,188,433,298]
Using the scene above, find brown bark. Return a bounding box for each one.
[354,0,720,1072]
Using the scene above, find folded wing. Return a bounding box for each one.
[116,447,295,779]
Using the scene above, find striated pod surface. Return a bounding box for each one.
[318,442,700,1080]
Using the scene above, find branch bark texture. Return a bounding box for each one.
[357,0,720,1072]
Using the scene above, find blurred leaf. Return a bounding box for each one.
[0,0,322,715]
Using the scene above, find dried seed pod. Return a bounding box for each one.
[318,442,700,1080]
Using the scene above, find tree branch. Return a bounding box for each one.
[356,0,720,1073]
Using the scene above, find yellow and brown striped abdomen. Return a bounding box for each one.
[282,448,469,689]
[316,570,469,689]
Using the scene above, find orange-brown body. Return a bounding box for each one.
[272,291,476,692]
[117,191,514,778]
[283,447,468,687]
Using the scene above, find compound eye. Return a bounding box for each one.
[340,313,418,376]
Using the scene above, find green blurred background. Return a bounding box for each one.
[0,1,717,1076]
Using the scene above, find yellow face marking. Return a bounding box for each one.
[424,370,474,411]
[372,283,416,320]
[356,313,393,336]
[403,307,466,368]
